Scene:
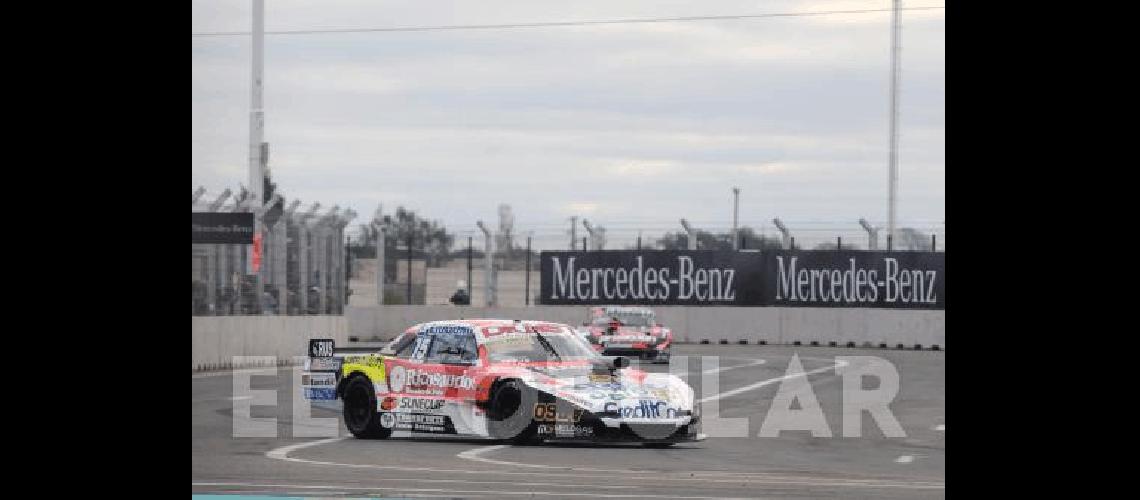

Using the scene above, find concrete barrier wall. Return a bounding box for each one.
[192,315,349,371]
[346,305,944,348]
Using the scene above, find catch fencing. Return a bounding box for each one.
[193,189,355,316]
[347,223,944,309]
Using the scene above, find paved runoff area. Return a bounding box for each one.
[193,344,945,499]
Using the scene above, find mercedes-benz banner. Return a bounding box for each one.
[539,250,943,309]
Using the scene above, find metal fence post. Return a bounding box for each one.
[525,236,532,306]
[298,224,308,314]
[932,234,936,252]
[376,224,385,306]
[466,236,473,299]
[407,233,413,305]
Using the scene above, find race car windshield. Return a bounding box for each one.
[483,332,600,363]
[593,312,654,327]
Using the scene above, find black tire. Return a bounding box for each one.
[642,442,676,448]
[342,376,392,439]
[486,379,541,445]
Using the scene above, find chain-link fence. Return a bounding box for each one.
[193,189,355,316]
[346,220,944,309]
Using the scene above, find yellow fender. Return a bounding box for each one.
[339,354,387,394]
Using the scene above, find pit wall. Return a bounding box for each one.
[345,305,944,349]
[192,315,349,371]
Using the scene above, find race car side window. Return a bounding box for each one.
[385,332,415,356]
[426,331,478,365]
[394,333,425,359]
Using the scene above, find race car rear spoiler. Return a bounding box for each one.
[306,338,395,372]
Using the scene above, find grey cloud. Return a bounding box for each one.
[193,1,944,247]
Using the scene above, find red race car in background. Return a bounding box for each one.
[578,306,673,364]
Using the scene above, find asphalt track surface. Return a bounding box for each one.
[193,344,945,498]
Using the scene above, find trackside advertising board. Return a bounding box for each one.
[192,212,255,244]
[539,250,944,309]
[540,251,764,306]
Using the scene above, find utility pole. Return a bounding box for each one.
[887,0,902,245]
[249,0,266,314]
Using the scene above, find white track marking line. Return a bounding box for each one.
[457,444,562,469]
[265,437,345,460]
[934,424,944,431]
[193,481,752,499]
[895,455,916,464]
[265,439,943,488]
[699,358,766,375]
[698,357,848,403]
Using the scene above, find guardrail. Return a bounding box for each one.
[192,315,349,371]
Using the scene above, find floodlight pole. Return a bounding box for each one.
[247,0,267,314]
[887,0,901,245]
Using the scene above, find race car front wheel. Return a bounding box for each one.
[343,376,392,439]
[486,379,540,445]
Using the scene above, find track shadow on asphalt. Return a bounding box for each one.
[351,436,702,450]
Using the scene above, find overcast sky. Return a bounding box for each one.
[192,0,944,249]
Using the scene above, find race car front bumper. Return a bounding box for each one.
[538,410,702,443]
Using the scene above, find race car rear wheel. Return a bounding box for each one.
[486,379,540,445]
[343,376,392,439]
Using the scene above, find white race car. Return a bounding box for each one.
[302,319,702,446]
